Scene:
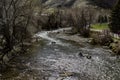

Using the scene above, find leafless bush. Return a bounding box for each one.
[64,7,94,37]
[41,9,63,30]
[91,29,113,45]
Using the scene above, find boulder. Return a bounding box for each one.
[86,55,92,59]
[51,42,56,44]
[78,52,84,57]
[109,42,120,55]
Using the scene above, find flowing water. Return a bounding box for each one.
[0,28,120,80]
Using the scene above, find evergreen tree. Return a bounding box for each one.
[109,0,120,33]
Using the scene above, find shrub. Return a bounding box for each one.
[91,30,113,45]
[80,26,90,37]
[42,9,63,30]
[66,7,94,37]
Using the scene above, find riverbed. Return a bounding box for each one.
[0,28,120,80]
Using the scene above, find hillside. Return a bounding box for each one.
[88,0,118,8]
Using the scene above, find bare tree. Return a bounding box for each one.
[64,7,94,37]
[0,0,36,63]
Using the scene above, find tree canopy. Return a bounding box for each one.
[109,0,120,33]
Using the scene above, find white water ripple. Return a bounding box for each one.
[35,28,71,46]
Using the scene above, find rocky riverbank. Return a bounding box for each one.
[49,29,89,45]
[1,28,120,80]
[49,28,119,55]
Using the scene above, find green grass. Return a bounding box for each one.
[91,23,109,30]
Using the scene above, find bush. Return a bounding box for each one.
[91,30,113,45]
[42,10,63,30]
[66,8,94,37]
[80,27,90,37]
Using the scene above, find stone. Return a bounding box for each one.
[51,42,56,44]
[109,41,120,54]
[78,52,84,57]
[59,72,74,77]
[86,55,92,59]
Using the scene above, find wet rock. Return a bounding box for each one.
[78,52,84,57]
[59,72,74,77]
[109,42,120,55]
[86,55,92,59]
[51,42,56,44]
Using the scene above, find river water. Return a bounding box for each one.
[1,28,120,80]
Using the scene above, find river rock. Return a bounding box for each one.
[86,55,92,59]
[51,42,56,44]
[109,42,120,54]
[59,72,74,77]
[78,52,84,57]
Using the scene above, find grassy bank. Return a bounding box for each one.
[91,23,109,30]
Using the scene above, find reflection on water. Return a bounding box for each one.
[1,28,120,80]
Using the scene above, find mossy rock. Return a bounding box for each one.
[109,42,120,55]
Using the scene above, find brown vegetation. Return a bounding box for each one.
[90,29,113,45]
[0,0,39,64]
[63,7,96,37]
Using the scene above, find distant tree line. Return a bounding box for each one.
[88,0,118,8]
[109,0,120,33]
